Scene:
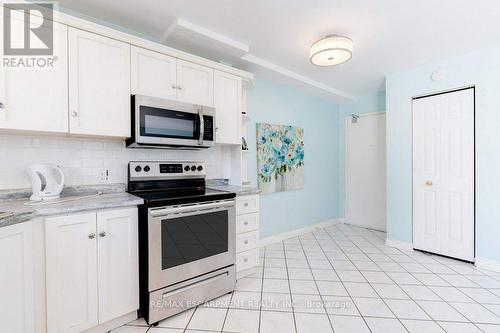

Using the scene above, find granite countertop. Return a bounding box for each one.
[0,184,143,228]
[207,179,262,196]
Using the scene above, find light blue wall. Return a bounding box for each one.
[386,45,500,262]
[337,92,386,215]
[247,78,341,239]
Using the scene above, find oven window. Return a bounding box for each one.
[140,105,198,139]
[161,211,228,269]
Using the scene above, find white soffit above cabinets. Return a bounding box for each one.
[161,18,355,101]
[162,18,250,58]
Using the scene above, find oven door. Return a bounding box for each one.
[148,199,235,291]
[133,95,215,148]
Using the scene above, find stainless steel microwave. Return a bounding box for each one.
[126,95,216,149]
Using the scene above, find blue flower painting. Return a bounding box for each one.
[257,123,304,193]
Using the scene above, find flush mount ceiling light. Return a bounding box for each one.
[310,35,353,66]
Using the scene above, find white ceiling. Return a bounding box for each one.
[59,0,500,100]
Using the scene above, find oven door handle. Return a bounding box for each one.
[198,107,204,145]
[150,200,234,217]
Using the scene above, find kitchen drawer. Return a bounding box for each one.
[236,194,260,215]
[236,248,259,272]
[236,231,259,253]
[236,213,259,234]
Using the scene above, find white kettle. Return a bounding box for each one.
[26,164,65,201]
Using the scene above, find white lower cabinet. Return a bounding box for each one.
[0,222,35,333]
[45,213,98,333]
[96,209,139,323]
[235,194,260,278]
[45,208,139,333]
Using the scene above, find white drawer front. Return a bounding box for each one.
[236,231,259,253]
[236,213,259,234]
[236,248,259,272]
[236,194,260,215]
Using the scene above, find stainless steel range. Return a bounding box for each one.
[128,161,236,325]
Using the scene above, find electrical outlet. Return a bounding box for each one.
[98,168,111,183]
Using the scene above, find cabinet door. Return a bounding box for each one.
[214,71,242,144]
[0,11,68,133]
[45,213,98,333]
[177,59,214,107]
[0,222,35,333]
[68,28,130,137]
[131,46,177,99]
[97,208,139,323]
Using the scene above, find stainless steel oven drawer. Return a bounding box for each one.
[147,265,236,324]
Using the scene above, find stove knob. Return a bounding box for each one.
[184,165,190,172]
[197,165,203,171]
[135,165,142,172]
[143,165,150,172]
[191,165,196,171]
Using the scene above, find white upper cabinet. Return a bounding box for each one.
[45,212,98,333]
[0,12,68,133]
[0,222,35,333]
[97,208,139,323]
[214,71,242,144]
[68,28,131,137]
[177,59,214,107]
[131,46,177,99]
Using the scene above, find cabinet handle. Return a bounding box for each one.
[99,231,106,238]
[244,240,249,245]
[71,111,78,117]
[244,203,248,207]
[244,221,249,226]
[177,86,182,90]
[425,180,433,186]
[0,102,4,109]
[243,258,248,263]
[88,233,96,239]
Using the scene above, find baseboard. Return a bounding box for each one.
[260,218,342,247]
[475,257,500,273]
[343,219,386,232]
[82,311,137,333]
[385,238,414,252]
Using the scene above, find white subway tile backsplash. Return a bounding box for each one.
[0,133,229,189]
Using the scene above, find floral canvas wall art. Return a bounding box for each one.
[257,123,304,193]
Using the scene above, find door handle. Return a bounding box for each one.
[198,107,204,145]
[425,180,433,186]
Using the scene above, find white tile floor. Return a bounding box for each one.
[112,224,500,333]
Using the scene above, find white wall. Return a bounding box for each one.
[0,134,230,190]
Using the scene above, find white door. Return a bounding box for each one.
[0,12,68,133]
[68,28,130,137]
[131,46,177,99]
[413,88,475,261]
[214,70,242,144]
[45,213,98,333]
[346,113,386,231]
[177,59,214,107]
[96,208,139,323]
[0,222,35,333]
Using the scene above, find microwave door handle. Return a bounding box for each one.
[198,107,204,145]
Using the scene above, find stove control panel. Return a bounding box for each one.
[129,161,206,179]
